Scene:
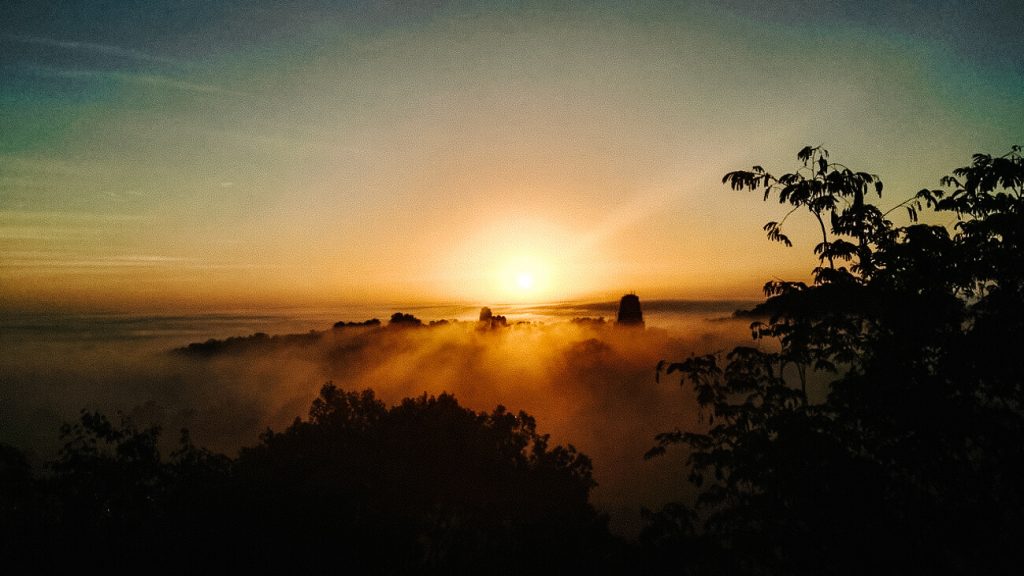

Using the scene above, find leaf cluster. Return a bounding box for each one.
[646,145,1024,575]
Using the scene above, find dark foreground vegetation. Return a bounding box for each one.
[0,385,619,574]
[1,146,1021,574]
[646,145,1024,575]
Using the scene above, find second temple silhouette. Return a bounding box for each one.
[616,293,644,328]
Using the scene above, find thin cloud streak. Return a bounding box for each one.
[0,255,281,270]
[0,226,97,241]
[2,33,182,67]
[0,156,95,177]
[0,211,147,223]
[23,65,249,97]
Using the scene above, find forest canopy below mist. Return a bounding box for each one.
[1,302,743,542]
[2,145,1023,575]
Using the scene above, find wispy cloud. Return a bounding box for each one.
[0,250,279,272]
[2,34,181,67]
[0,176,59,191]
[0,211,146,240]
[105,255,187,264]
[24,65,248,97]
[2,254,184,269]
[0,225,96,241]
[123,73,249,97]
[0,156,94,177]
[198,127,335,154]
[0,210,146,223]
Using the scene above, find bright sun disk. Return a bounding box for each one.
[516,272,535,290]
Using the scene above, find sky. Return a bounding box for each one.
[2,0,1022,312]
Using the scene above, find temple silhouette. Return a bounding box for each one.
[616,293,644,328]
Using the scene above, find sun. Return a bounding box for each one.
[503,257,548,300]
[438,217,602,303]
[516,272,535,290]
[496,256,551,302]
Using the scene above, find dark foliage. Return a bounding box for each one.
[2,386,617,574]
[389,312,423,326]
[175,330,325,355]
[334,318,382,329]
[646,146,1024,575]
[478,306,509,330]
[175,314,434,355]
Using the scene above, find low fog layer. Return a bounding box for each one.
[1,310,752,535]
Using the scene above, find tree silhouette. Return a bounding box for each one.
[3,385,617,574]
[646,146,1024,575]
[231,384,612,574]
[389,312,423,326]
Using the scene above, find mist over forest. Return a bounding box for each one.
[0,303,752,535]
